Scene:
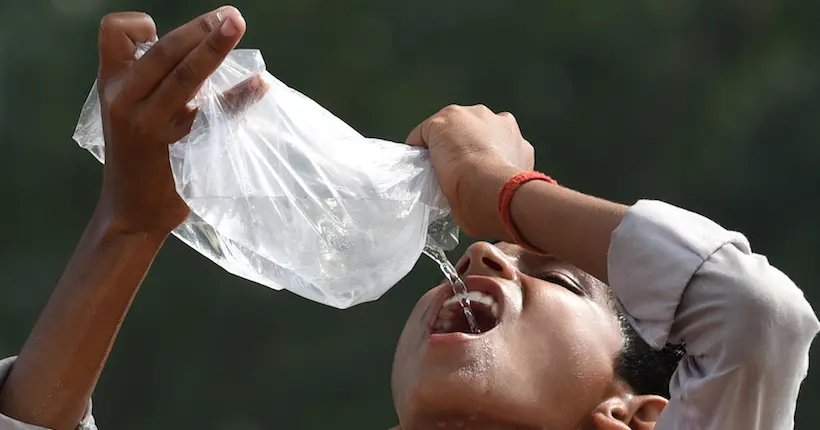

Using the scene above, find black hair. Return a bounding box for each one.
[614,311,686,398]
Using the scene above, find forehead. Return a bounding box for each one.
[493,241,604,291]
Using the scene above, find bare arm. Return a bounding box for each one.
[0,213,165,429]
[0,7,253,430]
[508,181,627,283]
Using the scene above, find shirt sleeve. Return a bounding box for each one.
[608,200,820,430]
[0,357,97,430]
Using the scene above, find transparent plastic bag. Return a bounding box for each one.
[72,43,458,309]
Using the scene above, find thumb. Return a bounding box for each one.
[97,12,158,80]
[405,120,427,148]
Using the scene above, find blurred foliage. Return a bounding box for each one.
[1,0,818,428]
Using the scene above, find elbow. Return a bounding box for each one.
[719,254,819,362]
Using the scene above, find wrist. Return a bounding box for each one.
[90,204,171,245]
[500,172,558,252]
[460,164,525,239]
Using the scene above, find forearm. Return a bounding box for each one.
[508,181,627,283]
[0,209,166,430]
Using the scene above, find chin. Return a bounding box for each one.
[396,389,545,430]
[394,358,542,430]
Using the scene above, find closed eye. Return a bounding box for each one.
[538,271,587,296]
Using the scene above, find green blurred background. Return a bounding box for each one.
[1,0,818,428]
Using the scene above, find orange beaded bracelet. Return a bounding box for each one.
[497,171,557,255]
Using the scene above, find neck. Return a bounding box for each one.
[394,418,546,430]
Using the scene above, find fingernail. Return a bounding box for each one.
[221,15,238,36]
[248,76,261,91]
[215,5,230,22]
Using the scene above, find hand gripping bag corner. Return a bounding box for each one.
[72,44,458,309]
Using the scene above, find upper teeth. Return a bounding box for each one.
[442,291,499,315]
[434,291,500,332]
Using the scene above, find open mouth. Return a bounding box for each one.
[432,290,501,334]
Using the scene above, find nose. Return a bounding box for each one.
[456,242,517,281]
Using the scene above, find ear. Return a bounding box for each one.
[589,395,667,429]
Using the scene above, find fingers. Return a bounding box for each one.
[406,105,522,148]
[144,7,246,117]
[405,104,490,148]
[163,74,270,143]
[497,111,514,121]
[124,6,239,102]
[405,104,459,148]
[220,74,270,116]
[97,12,157,80]
[405,121,426,147]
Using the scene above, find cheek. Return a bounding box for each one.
[514,289,623,407]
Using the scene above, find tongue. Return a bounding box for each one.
[448,303,497,333]
[448,309,475,334]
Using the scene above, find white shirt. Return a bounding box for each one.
[1,200,818,429]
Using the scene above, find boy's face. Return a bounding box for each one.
[391,242,625,429]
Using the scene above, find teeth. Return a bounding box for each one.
[434,291,500,333]
[438,307,453,320]
[441,291,499,317]
[434,318,452,331]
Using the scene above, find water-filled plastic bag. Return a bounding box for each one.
[72,44,458,309]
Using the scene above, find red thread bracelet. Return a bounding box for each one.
[497,171,557,255]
